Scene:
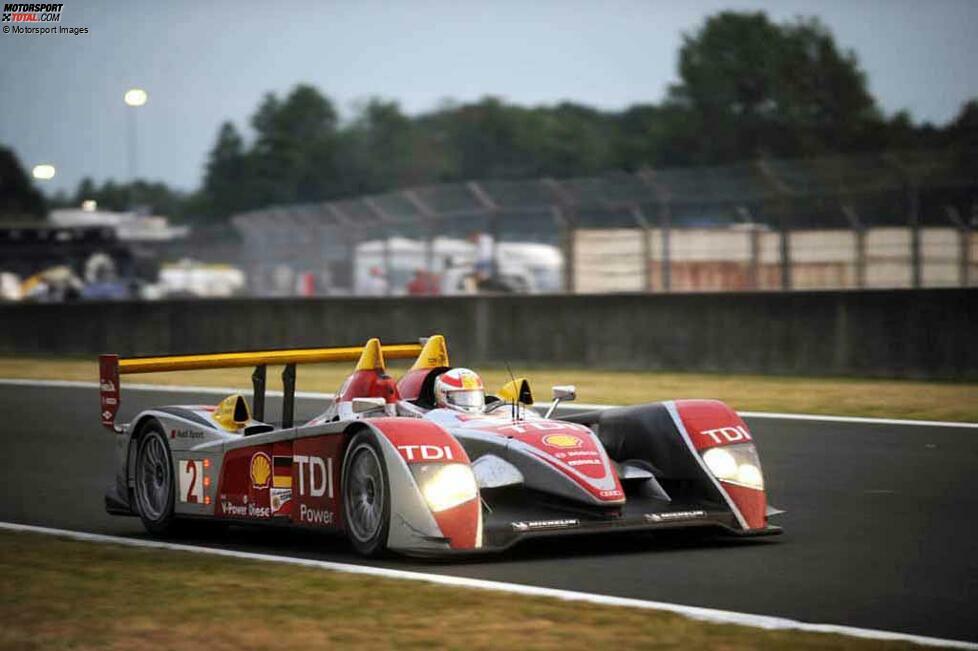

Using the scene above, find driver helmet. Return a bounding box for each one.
[434,368,485,414]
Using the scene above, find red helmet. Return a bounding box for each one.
[433,368,485,414]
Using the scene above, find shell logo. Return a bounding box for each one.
[250,452,272,489]
[543,434,583,449]
[460,373,481,390]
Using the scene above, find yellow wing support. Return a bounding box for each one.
[410,334,450,370]
[355,338,386,371]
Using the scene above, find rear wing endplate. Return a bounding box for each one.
[98,343,423,432]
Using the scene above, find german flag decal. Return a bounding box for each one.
[273,456,292,489]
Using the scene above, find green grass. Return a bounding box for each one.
[2,356,976,422]
[0,530,923,650]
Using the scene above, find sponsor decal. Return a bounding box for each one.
[101,410,113,421]
[248,504,270,517]
[397,444,454,462]
[270,488,292,515]
[101,396,117,406]
[99,379,115,392]
[170,429,204,440]
[644,510,707,523]
[542,434,583,449]
[298,504,334,525]
[497,421,592,435]
[554,450,599,459]
[599,489,624,498]
[221,500,247,516]
[249,452,272,489]
[219,499,270,518]
[567,458,602,467]
[270,455,293,515]
[294,455,334,498]
[700,425,752,445]
[511,519,579,532]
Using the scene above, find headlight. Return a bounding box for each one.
[412,463,478,512]
[702,444,765,490]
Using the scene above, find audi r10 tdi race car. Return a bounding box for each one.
[100,335,781,557]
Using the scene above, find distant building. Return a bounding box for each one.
[48,208,189,242]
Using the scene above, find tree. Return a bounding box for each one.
[946,98,978,176]
[668,12,881,162]
[0,146,46,221]
[526,102,614,177]
[948,99,978,150]
[340,98,439,194]
[202,122,250,218]
[430,97,540,180]
[249,85,340,205]
[73,177,98,205]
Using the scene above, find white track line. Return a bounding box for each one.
[738,411,978,428]
[1,378,975,428]
[0,522,972,649]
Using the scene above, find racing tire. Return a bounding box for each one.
[133,420,177,535]
[341,431,391,557]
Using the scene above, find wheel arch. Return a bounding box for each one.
[346,419,468,554]
[125,413,165,491]
[129,417,178,533]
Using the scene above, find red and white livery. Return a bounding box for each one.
[101,335,781,557]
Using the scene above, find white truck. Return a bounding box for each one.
[353,237,563,295]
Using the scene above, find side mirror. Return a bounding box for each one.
[498,378,534,405]
[551,385,576,402]
[544,384,577,419]
[352,397,386,414]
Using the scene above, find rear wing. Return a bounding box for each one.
[98,343,423,432]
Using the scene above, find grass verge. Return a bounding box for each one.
[1,356,976,422]
[0,530,921,650]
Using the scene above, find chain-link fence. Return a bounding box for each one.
[232,149,978,296]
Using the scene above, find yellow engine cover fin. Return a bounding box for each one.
[213,394,252,431]
[355,338,386,371]
[498,378,533,405]
[410,334,449,370]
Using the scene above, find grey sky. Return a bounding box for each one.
[1,0,976,195]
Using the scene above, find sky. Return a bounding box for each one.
[1,0,976,195]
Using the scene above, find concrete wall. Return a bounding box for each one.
[1,289,975,380]
[576,227,978,292]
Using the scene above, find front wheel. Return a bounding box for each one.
[341,431,391,556]
[133,421,176,535]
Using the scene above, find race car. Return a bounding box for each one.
[99,335,781,557]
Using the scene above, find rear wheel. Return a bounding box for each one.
[133,421,176,535]
[341,432,391,556]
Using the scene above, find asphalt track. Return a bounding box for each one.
[2,383,976,643]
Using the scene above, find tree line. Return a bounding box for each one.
[11,11,978,223]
